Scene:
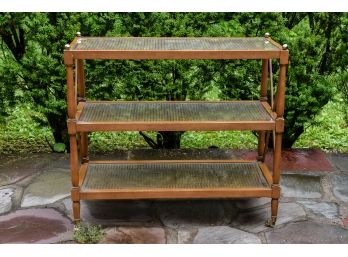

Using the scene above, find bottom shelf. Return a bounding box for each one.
[79,160,273,200]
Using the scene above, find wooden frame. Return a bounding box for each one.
[65,34,288,226]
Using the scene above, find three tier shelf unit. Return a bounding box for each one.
[64,33,288,227]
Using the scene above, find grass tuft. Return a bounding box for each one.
[73,223,104,244]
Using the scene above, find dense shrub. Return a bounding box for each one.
[0,13,347,149]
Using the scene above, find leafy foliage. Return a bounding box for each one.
[295,95,348,152]
[0,12,347,150]
[0,104,53,154]
[279,13,347,147]
[0,13,80,147]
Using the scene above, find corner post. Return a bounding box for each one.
[75,32,89,164]
[268,43,288,227]
[65,43,80,222]
[258,33,270,162]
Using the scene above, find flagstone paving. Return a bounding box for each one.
[193,226,261,244]
[265,220,348,243]
[281,174,322,198]
[328,153,348,172]
[0,188,14,215]
[235,149,334,172]
[21,168,70,207]
[331,173,348,202]
[100,227,166,244]
[0,208,73,243]
[0,149,347,244]
[298,200,339,219]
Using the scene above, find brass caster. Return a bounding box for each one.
[265,217,277,228]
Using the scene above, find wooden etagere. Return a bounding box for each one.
[64,32,288,227]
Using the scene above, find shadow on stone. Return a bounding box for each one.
[232,202,306,233]
[156,200,234,228]
[64,199,156,226]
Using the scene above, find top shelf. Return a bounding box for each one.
[65,37,287,60]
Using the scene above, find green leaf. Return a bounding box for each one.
[53,143,66,153]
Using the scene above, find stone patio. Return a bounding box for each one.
[0,149,348,244]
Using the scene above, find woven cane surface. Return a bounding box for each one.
[73,37,279,51]
[79,102,272,123]
[82,162,269,190]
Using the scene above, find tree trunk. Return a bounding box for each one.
[281,126,304,149]
[140,131,183,149]
[46,113,69,149]
[157,131,183,149]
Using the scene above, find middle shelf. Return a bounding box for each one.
[75,101,276,132]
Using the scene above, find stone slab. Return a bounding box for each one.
[157,200,227,228]
[0,155,53,186]
[331,173,348,202]
[328,153,348,172]
[45,153,70,170]
[298,200,338,219]
[232,202,306,233]
[281,174,322,198]
[343,218,348,229]
[63,199,156,226]
[100,227,166,244]
[177,228,197,244]
[0,208,73,243]
[130,148,235,160]
[192,226,261,244]
[235,149,334,172]
[165,228,179,244]
[265,220,348,243]
[0,188,14,215]
[21,169,70,207]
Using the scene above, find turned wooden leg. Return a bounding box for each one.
[266,132,282,227]
[70,133,80,222]
[73,201,81,223]
[266,198,279,227]
[71,186,80,222]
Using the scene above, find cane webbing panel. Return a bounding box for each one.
[81,162,269,190]
[79,101,272,123]
[73,37,280,51]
